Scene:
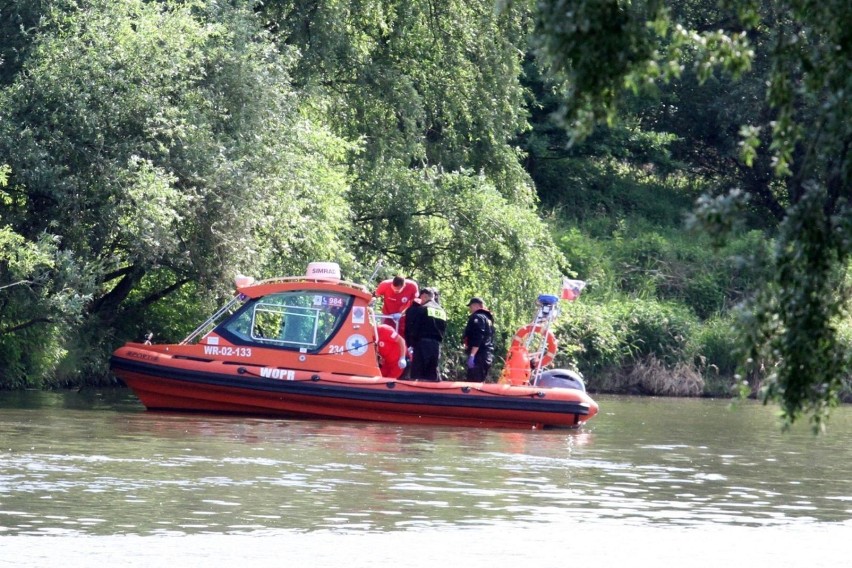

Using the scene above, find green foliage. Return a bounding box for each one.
[263,0,535,202]
[547,193,776,395]
[259,0,569,379]
[1,0,845,413]
[555,297,698,377]
[0,0,56,85]
[118,273,217,345]
[740,183,851,429]
[531,0,852,427]
[690,316,742,390]
[352,165,566,376]
[1,0,569,387]
[534,154,698,225]
[528,0,664,141]
[617,299,698,364]
[555,227,616,295]
[0,224,93,387]
[554,294,751,397]
[837,315,852,402]
[555,218,769,319]
[553,301,628,373]
[0,0,352,385]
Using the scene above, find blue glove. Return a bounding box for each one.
[467,355,476,369]
[398,358,407,369]
[391,313,402,322]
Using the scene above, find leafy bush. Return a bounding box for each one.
[681,273,728,320]
[554,297,699,389]
[690,316,742,395]
[614,231,670,298]
[555,218,772,321]
[613,299,698,364]
[627,355,705,397]
[552,286,759,396]
[555,227,618,296]
[554,301,628,375]
[835,316,852,403]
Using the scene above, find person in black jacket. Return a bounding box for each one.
[462,297,494,382]
[404,288,447,381]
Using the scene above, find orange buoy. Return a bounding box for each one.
[510,324,558,368]
[499,343,532,385]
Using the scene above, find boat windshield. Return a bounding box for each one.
[217,291,352,351]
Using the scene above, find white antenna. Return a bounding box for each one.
[366,259,383,286]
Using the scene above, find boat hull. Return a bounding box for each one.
[111,348,597,430]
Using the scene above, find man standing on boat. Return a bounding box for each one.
[404,288,447,381]
[462,297,495,382]
[374,275,418,336]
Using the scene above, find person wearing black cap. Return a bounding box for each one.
[462,297,494,382]
[404,287,447,381]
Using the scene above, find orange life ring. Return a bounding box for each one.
[510,324,558,368]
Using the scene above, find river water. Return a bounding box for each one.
[0,390,849,567]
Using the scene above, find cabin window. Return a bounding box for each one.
[219,291,351,350]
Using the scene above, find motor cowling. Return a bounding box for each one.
[535,369,586,391]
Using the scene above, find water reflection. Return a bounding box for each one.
[0,391,850,538]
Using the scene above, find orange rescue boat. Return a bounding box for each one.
[110,263,598,429]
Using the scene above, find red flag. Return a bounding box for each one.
[561,278,586,301]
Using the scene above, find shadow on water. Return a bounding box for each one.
[0,388,144,412]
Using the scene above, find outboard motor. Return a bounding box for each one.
[536,369,586,392]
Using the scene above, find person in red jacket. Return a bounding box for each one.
[375,323,407,379]
[374,275,418,336]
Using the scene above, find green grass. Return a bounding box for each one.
[538,150,775,396]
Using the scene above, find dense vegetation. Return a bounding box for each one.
[1,0,849,428]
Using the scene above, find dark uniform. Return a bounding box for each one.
[404,289,447,381]
[462,302,495,382]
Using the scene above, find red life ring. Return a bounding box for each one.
[510,324,558,368]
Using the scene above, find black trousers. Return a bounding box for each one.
[465,352,492,382]
[411,338,442,381]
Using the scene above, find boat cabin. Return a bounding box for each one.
[163,265,387,378]
[218,289,354,351]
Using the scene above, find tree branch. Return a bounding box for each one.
[0,317,54,336]
[135,278,191,310]
[88,265,146,324]
[99,265,138,285]
[0,280,34,291]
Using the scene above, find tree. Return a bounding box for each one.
[259,0,569,338]
[528,0,852,428]
[1,164,88,387]
[2,0,572,386]
[260,0,534,200]
[0,0,351,384]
